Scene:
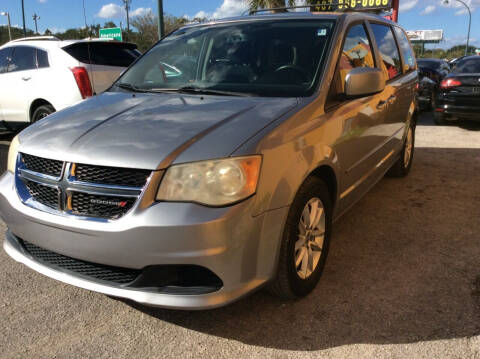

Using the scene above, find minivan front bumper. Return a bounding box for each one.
[0,171,288,309]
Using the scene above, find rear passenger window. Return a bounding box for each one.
[63,43,140,67]
[8,46,36,72]
[37,49,49,68]
[0,48,10,74]
[393,27,416,72]
[327,24,375,106]
[370,24,402,80]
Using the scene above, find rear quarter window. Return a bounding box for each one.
[37,49,49,68]
[63,42,140,67]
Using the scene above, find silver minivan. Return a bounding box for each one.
[1,10,417,309]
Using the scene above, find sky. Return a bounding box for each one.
[0,0,478,49]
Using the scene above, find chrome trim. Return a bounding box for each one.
[18,167,62,182]
[340,150,395,199]
[15,154,152,221]
[67,180,143,193]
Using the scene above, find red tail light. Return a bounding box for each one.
[70,67,93,99]
[440,78,462,90]
[415,83,419,91]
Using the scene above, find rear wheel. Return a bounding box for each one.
[31,104,55,123]
[388,123,415,177]
[268,177,332,299]
[434,112,448,125]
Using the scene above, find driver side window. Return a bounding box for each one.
[326,24,375,108]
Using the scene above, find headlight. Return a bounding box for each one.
[157,156,262,206]
[7,135,20,174]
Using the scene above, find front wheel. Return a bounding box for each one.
[387,123,415,177]
[31,104,55,123]
[267,177,332,299]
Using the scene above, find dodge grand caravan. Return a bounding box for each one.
[1,10,417,309]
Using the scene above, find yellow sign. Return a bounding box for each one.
[311,0,392,11]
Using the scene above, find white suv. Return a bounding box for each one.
[0,36,140,128]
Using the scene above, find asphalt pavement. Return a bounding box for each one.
[0,113,479,358]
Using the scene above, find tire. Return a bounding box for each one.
[434,112,448,125]
[267,177,332,299]
[431,90,438,111]
[387,123,415,178]
[31,104,55,123]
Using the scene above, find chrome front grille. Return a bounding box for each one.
[75,164,151,188]
[22,153,63,178]
[16,153,152,220]
[24,180,60,209]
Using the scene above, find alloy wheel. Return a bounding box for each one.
[295,197,326,279]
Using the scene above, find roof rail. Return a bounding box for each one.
[9,36,61,43]
[245,3,354,15]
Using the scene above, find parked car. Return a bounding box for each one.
[435,55,480,125]
[0,36,140,129]
[1,11,418,309]
[416,58,450,110]
[449,56,466,68]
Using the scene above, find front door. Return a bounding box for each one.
[0,47,12,123]
[1,46,38,123]
[325,23,393,211]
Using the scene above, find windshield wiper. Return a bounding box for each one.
[115,83,147,93]
[150,86,253,97]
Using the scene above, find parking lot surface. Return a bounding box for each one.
[0,113,479,359]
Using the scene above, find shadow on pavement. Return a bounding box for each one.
[418,110,480,131]
[126,146,480,351]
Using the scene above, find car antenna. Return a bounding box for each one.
[82,0,96,96]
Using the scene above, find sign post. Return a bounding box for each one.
[99,27,123,42]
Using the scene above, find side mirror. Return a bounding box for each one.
[345,67,386,98]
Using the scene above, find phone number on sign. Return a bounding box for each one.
[311,0,392,11]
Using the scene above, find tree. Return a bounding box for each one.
[131,11,188,51]
[247,0,296,13]
[103,21,117,29]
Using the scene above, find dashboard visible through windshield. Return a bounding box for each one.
[115,19,336,97]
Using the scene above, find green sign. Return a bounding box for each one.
[99,27,123,41]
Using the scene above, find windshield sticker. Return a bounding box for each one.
[317,28,328,37]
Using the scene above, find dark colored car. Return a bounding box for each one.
[416,58,450,111]
[435,56,480,125]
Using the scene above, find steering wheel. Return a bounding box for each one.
[274,65,311,82]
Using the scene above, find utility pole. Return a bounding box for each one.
[443,0,471,56]
[0,12,11,41]
[157,0,164,39]
[21,0,27,37]
[32,13,40,34]
[123,0,131,41]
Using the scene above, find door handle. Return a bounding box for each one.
[376,100,387,110]
[387,95,397,105]
[22,77,31,81]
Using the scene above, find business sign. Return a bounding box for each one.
[99,27,123,41]
[311,0,393,11]
[406,30,444,42]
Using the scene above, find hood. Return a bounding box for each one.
[19,92,297,170]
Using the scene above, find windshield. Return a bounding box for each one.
[417,60,442,70]
[115,19,336,97]
[453,58,480,73]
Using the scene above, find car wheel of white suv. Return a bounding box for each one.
[32,104,55,123]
